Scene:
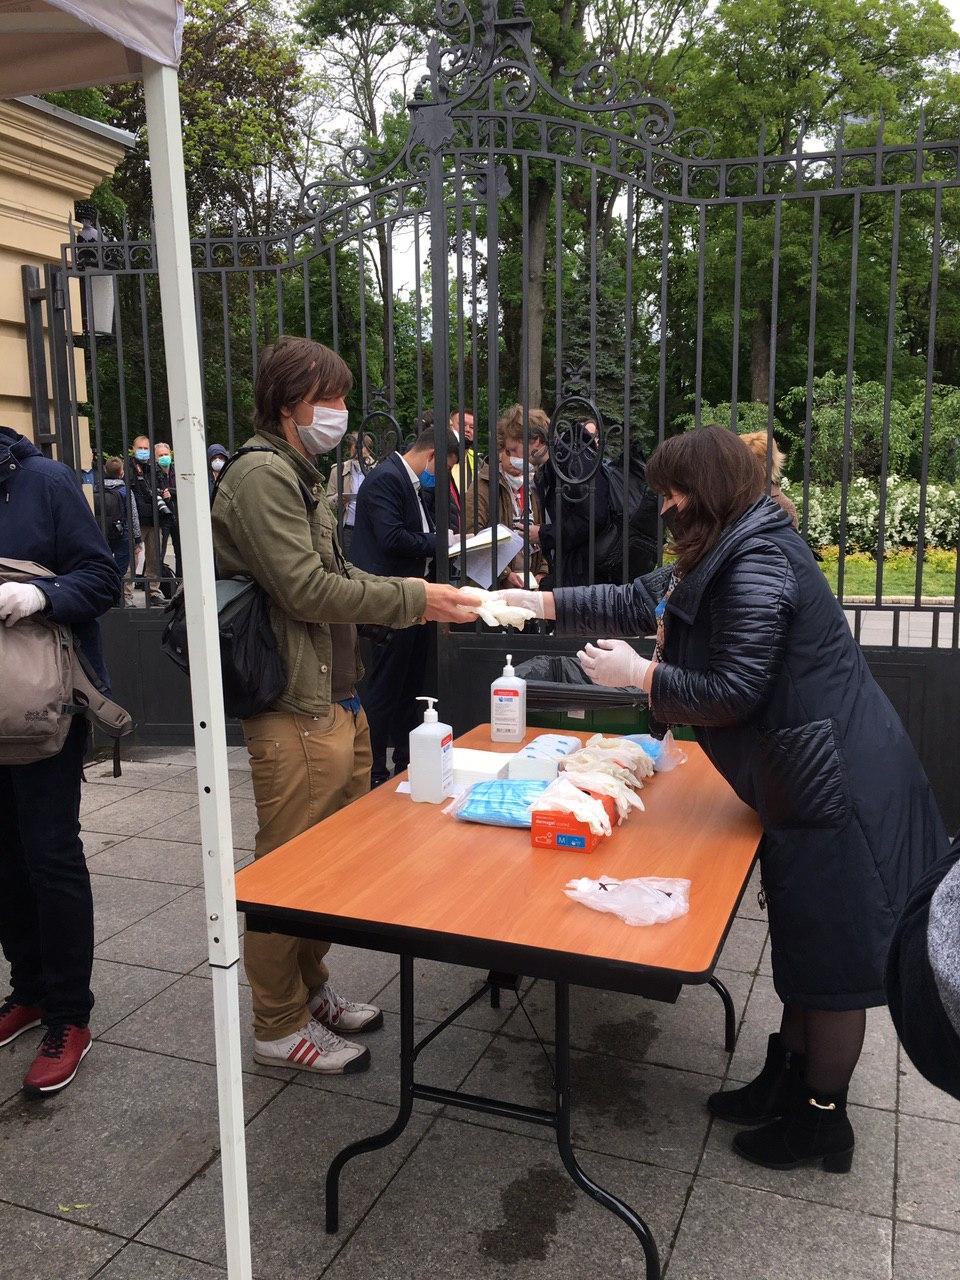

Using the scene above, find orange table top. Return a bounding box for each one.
[236,726,761,992]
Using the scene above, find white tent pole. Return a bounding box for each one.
[142,59,253,1280]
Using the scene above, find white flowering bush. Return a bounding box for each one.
[783,476,960,552]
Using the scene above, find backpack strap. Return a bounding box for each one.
[213,446,317,514]
[68,645,133,776]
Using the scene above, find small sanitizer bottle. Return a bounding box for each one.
[408,696,454,803]
[490,654,526,743]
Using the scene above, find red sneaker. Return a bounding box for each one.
[0,996,42,1048]
[22,1025,92,1096]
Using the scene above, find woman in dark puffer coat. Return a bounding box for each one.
[499,425,948,1174]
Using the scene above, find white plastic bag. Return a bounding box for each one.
[534,777,612,837]
[564,875,691,926]
[560,768,645,823]
[566,734,656,780]
[624,731,687,773]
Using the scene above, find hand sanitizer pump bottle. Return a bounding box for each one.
[490,654,526,743]
[408,696,454,803]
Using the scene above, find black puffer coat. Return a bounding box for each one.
[555,498,949,1009]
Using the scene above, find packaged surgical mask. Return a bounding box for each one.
[297,406,349,456]
[447,778,549,828]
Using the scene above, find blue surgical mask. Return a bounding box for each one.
[134,448,149,462]
[420,466,436,490]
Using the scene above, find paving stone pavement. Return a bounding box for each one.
[0,743,957,1280]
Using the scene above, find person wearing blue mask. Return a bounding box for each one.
[154,441,181,581]
[127,435,164,601]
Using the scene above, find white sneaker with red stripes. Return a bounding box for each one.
[253,1019,370,1075]
[309,982,383,1034]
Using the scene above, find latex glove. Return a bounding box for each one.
[447,529,461,548]
[0,582,46,627]
[493,588,556,621]
[421,583,485,623]
[577,639,650,689]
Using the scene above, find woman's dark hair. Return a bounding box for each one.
[646,425,766,575]
[253,336,353,438]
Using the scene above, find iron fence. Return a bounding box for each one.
[30,0,960,655]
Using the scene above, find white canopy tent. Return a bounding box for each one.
[0,4,252,1275]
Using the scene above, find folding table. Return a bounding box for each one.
[236,726,762,1279]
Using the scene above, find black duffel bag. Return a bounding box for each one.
[162,576,285,720]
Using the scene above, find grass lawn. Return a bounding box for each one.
[818,550,957,598]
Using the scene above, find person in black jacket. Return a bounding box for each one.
[499,425,948,1175]
[536,418,611,588]
[0,426,120,1096]
[352,425,460,786]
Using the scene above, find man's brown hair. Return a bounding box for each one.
[253,336,353,438]
[647,425,765,576]
[496,404,549,452]
[104,456,123,478]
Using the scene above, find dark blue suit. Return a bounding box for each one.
[0,427,121,1031]
[351,452,434,782]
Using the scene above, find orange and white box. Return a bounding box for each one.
[530,792,618,853]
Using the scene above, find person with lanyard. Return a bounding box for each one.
[351,425,462,789]
[325,431,374,559]
[463,406,547,588]
[211,336,481,1075]
[497,424,947,1175]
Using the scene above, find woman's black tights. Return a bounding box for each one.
[780,1003,867,1095]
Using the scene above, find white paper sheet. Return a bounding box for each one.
[450,524,524,589]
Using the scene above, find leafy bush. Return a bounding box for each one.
[786,475,960,551]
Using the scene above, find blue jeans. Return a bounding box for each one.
[0,717,94,1027]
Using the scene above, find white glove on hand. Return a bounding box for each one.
[0,582,46,627]
[493,588,555,621]
[447,529,461,548]
[577,639,650,689]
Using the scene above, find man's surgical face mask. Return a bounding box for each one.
[134,447,150,462]
[211,458,226,473]
[297,404,349,456]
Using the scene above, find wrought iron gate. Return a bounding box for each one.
[40,0,960,821]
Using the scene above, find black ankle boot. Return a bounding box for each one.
[708,1033,804,1126]
[731,1085,855,1172]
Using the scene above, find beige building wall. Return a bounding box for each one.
[0,96,131,461]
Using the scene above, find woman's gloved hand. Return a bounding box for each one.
[577,639,651,689]
[0,582,46,627]
[494,589,556,621]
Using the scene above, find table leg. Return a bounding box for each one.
[325,953,415,1233]
[708,974,737,1052]
[553,980,661,1280]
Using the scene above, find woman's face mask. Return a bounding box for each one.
[157,454,172,470]
[660,495,685,536]
[210,457,226,473]
[297,404,349,456]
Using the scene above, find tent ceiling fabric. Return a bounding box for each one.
[0,0,182,96]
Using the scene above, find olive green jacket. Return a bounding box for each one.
[212,434,427,714]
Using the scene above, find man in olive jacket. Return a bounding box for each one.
[213,336,478,1075]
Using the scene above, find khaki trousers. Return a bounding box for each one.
[242,705,372,1040]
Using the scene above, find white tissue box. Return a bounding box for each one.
[451,748,514,791]
[507,734,582,782]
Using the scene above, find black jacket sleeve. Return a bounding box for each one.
[651,544,798,728]
[32,471,121,623]
[361,470,434,561]
[553,565,672,636]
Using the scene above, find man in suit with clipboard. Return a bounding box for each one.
[352,425,461,787]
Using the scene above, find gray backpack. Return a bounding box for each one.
[0,558,132,770]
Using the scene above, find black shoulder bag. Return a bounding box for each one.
[161,448,287,720]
